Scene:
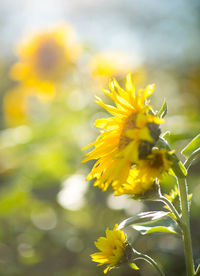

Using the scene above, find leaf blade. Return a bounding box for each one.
[118,211,170,230]
[182,134,200,158]
[157,99,167,118]
[133,224,180,236]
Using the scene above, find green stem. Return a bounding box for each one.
[177,177,195,276]
[195,264,200,276]
[134,251,165,276]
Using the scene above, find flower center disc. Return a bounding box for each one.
[36,39,64,74]
[119,113,137,150]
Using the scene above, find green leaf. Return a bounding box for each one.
[129,263,139,270]
[157,137,187,178]
[184,148,200,170]
[182,134,200,158]
[132,219,180,236]
[118,211,170,229]
[157,99,167,118]
[118,211,181,236]
[133,225,178,235]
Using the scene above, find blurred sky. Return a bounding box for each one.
[0,0,200,67]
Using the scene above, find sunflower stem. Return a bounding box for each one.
[195,264,200,276]
[133,251,165,276]
[177,177,195,276]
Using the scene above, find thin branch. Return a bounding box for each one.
[133,251,165,276]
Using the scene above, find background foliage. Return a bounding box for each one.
[0,0,200,275]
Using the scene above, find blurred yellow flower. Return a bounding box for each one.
[91,224,127,274]
[89,52,146,86]
[3,86,28,126]
[10,25,81,98]
[89,52,133,79]
[114,149,173,196]
[82,73,163,191]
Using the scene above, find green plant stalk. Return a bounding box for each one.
[195,264,200,276]
[177,177,194,276]
[134,251,165,276]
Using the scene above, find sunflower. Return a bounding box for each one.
[138,148,173,180]
[113,167,154,196]
[3,86,28,126]
[10,25,81,98]
[83,73,163,191]
[89,52,133,80]
[91,224,127,274]
[114,148,173,196]
[89,52,146,87]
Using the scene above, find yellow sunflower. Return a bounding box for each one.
[10,25,81,98]
[138,148,173,180]
[3,86,28,126]
[114,149,173,196]
[89,52,133,79]
[82,73,163,191]
[89,51,146,86]
[91,224,127,274]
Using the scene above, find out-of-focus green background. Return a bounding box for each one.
[0,0,200,275]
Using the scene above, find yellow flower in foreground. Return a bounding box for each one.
[91,224,127,274]
[114,149,173,196]
[10,24,81,98]
[3,86,28,126]
[113,167,153,196]
[82,73,163,191]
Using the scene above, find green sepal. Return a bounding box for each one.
[156,137,187,178]
[129,183,160,201]
[165,185,179,202]
[119,242,135,265]
[129,263,139,270]
[181,134,200,158]
[157,99,167,118]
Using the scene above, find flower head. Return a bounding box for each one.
[10,25,81,98]
[114,149,173,196]
[3,86,28,126]
[91,224,128,273]
[89,52,134,80]
[83,73,163,191]
[113,167,154,196]
[138,148,173,180]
